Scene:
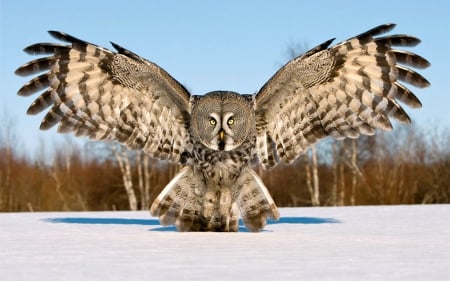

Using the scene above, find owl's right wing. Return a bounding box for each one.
[254,24,430,169]
[16,31,191,163]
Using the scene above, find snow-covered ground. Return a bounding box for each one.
[1,205,449,281]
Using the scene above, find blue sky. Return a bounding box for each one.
[1,0,449,157]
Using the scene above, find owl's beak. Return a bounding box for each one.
[218,129,225,142]
[218,129,226,150]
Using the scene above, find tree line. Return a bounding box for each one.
[1,115,449,212]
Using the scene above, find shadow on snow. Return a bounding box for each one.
[44,216,340,232]
[43,217,162,226]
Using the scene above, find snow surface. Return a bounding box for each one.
[1,205,449,281]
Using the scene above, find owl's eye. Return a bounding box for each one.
[209,117,217,126]
[227,117,235,126]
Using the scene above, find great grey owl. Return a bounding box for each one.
[16,24,430,232]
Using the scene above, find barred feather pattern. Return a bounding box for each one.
[16,24,429,232]
[255,23,430,168]
[15,31,191,163]
[150,135,279,232]
[150,164,279,232]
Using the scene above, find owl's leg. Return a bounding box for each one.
[234,167,280,232]
[150,166,205,231]
[151,166,237,232]
[200,182,237,232]
[228,203,240,232]
[150,166,247,232]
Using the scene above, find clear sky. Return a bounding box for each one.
[1,0,449,157]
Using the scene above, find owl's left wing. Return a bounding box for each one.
[254,24,430,169]
[16,31,191,163]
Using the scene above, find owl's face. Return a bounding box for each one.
[190,91,255,151]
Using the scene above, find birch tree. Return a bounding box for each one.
[136,151,153,210]
[305,145,320,206]
[112,144,137,211]
[0,111,16,211]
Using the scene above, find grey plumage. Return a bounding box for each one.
[16,24,429,232]
[255,24,429,168]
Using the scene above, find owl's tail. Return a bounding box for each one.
[150,166,280,232]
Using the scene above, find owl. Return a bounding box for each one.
[16,24,429,232]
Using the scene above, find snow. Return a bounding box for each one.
[1,205,449,281]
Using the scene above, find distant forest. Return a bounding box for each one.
[1,118,449,212]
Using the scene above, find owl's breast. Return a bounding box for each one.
[191,140,254,185]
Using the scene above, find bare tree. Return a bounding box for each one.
[136,151,154,210]
[0,110,17,211]
[143,155,152,210]
[112,144,137,211]
[136,151,144,209]
[49,164,70,211]
[331,142,338,206]
[331,140,348,206]
[349,139,358,205]
[305,145,320,206]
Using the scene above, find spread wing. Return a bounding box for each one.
[255,23,430,168]
[16,31,191,163]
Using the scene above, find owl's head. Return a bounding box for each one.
[190,91,255,151]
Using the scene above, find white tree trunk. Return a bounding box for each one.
[305,145,320,206]
[311,145,320,206]
[136,151,152,210]
[49,166,69,211]
[338,162,345,206]
[350,139,357,206]
[331,142,338,206]
[136,151,144,210]
[143,155,151,210]
[112,145,137,211]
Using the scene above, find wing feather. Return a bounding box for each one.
[16,31,192,163]
[255,23,430,169]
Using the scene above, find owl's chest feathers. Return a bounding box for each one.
[190,140,254,186]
